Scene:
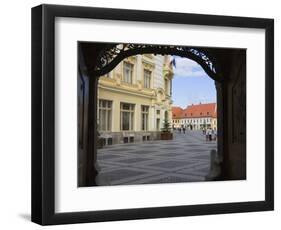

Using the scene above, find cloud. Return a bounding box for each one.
[173,56,207,78]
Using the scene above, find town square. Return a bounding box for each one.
[96,131,217,185]
[93,52,219,186]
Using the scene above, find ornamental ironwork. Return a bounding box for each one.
[89,43,220,81]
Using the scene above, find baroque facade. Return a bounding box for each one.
[172,103,217,130]
[97,54,173,145]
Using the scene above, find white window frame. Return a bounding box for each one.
[98,99,112,131]
[123,62,134,84]
[141,105,149,131]
[120,103,135,131]
[143,69,151,88]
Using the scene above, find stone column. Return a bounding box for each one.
[215,81,224,163]
[84,75,99,186]
[150,105,155,131]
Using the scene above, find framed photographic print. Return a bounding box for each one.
[31,4,274,225]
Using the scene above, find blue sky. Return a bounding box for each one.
[171,56,216,108]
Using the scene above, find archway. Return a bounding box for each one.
[78,42,246,186]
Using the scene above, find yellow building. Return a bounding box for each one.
[97,54,173,145]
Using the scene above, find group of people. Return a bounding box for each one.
[203,128,217,141]
[172,127,217,141]
[176,127,186,134]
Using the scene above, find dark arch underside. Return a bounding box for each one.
[84,43,222,82]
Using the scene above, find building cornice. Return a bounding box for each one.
[98,84,157,99]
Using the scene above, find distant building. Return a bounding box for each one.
[98,54,173,145]
[172,103,217,130]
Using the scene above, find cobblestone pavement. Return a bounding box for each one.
[96,131,217,186]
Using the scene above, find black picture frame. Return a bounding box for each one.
[31,4,274,225]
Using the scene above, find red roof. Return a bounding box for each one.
[172,103,217,119]
[172,106,183,119]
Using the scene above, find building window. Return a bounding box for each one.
[123,137,129,143]
[141,105,149,131]
[156,118,160,130]
[157,110,160,115]
[123,62,133,84]
[143,69,151,88]
[120,103,135,131]
[98,100,112,131]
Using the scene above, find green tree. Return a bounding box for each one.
[161,118,172,133]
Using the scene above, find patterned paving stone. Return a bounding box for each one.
[115,157,151,164]
[190,155,210,160]
[159,147,183,150]
[142,176,202,184]
[177,166,210,176]
[131,150,158,154]
[98,169,146,181]
[155,152,186,157]
[96,131,217,186]
[126,173,204,185]
[97,154,123,160]
[106,148,134,152]
[147,160,189,169]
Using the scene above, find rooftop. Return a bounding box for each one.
[172,103,217,119]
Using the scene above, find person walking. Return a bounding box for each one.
[209,129,213,141]
[183,126,186,134]
[206,129,209,141]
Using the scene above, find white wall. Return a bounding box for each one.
[0,0,279,229]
